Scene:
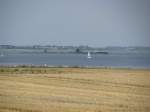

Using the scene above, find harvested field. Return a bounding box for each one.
[0,67,150,112]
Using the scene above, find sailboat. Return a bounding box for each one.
[87,51,92,59]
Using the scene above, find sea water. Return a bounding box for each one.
[0,53,150,68]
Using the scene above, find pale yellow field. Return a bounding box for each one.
[0,68,150,112]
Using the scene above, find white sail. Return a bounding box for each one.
[87,51,92,59]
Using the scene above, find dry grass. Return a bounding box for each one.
[0,67,150,112]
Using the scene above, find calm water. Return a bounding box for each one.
[0,53,150,68]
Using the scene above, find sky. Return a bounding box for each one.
[0,0,150,47]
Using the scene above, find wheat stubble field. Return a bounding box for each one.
[0,67,150,112]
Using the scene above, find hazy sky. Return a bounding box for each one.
[0,0,150,47]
